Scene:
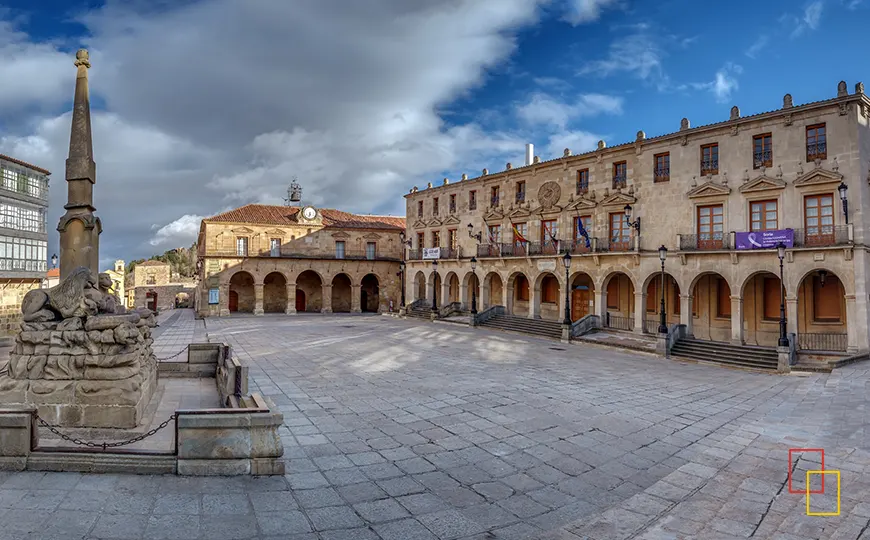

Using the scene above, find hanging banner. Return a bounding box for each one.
[422,247,441,260]
[735,229,794,250]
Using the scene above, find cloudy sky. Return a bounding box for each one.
[0,0,866,269]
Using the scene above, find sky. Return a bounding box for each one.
[0,0,867,269]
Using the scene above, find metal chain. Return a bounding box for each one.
[155,346,189,362]
[36,413,177,450]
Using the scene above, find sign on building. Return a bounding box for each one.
[735,229,794,250]
[423,247,441,260]
[537,260,556,271]
[208,288,219,305]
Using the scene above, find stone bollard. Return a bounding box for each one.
[0,407,37,471]
[777,346,791,373]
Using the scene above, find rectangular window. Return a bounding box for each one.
[654,153,670,182]
[433,197,439,215]
[647,280,657,313]
[146,275,156,285]
[763,278,782,320]
[612,161,627,189]
[335,241,346,259]
[753,133,773,169]
[469,190,477,210]
[487,224,501,244]
[813,275,842,322]
[448,229,457,250]
[607,278,619,309]
[701,143,719,175]
[804,193,834,244]
[513,222,528,247]
[236,237,248,257]
[541,219,558,247]
[750,199,778,231]
[491,186,500,207]
[573,216,592,241]
[516,181,525,203]
[576,169,589,194]
[609,212,630,249]
[366,242,376,260]
[806,123,827,161]
[449,194,457,213]
[417,200,423,218]
[416,232,424,249]
[716,278,731,318]
[270,238,281,257]
[432,230,441,247]
[697,204,724,249]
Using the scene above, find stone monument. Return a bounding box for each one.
[0,50,158,429]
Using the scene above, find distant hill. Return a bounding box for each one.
[127,243,197,279]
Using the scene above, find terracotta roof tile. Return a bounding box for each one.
[204,204,406,231]
[0,154,51,175]
[46,268,59,278]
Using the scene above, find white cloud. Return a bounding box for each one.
[543,130,603,159]
[0,20,70,113]
[516,93,623,129]
[804,1,824,28]
[787,1,825,38]
[745,35,769,59]
[563,0,621,24]
[149,215,206,247]
[578,32,663,81]
[691,63,743,103]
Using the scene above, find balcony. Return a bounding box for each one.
[792,226,850,247]
[490,195,500,207]
[700,158,719,176]
[677,225,852,253]
[612,174,626,190]
[753,149,772,169]
[516,191,525,204]
[407,247,459,260]
[566,238,594,254]
[679,233,731,251]
[207,249,400,262]
[449,203,456,214]
[653,167,670,183]
[576,181,588,195]
[807,141,827,161]
[599,236,634,252]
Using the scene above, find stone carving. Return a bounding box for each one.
[636,130,645,141]
[21,267,97,322]
[839,103,848,116]
[730,106,739,120]
[442,178,449,185]
[461,173,468,180]
[563,148,571,157]
[482,168,488,175]
[743,169,750,182]
[426,182,432,188]
[797,161,804,175]
[838,80,848,97]
[784,113,793,126]
[533,156,540,164]
[783,94,793,108]
[597,140,606,150]
[832,156,839,172]
[680,135,688,146]
[680,118,690,130]
[506,162,512,170]
[537,182,561,208]
[777,165,784,178]
[856,82,865,94]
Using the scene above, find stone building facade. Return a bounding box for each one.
[195,204,405,317]
[404,81,870,357]
[0,154,50,345]
[129,259,195,312]
[102,259,125,307]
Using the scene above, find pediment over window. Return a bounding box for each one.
[231,227,254,234]
[331,232,351,239]
[531,204,563,217]
[412,219,427,228]
[427,217,443,227]
[793,167,844,187]
[687,182,731,199]
[362,233,382,240]
[507,206,531,219]
[443,214,462,225]
[264,229,286,236]
[483,208,504,222]
[565,197,597,211]
[599,192,637,207]
[739,175,786,193]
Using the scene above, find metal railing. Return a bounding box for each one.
[599,237,633,252]
[753,150,772,169]
[516,192,525,203]
[528,241,560,256]
[566,238,594,254]
[576,181,588,195]
[605,312,633,331]
[654,167,670,183]
[407,247,460,260]
[797,332,847,352]
[807,141,827,161]
[679,233,730,251]
[792,226,850,247]
[612,174,626,189]
[491,196,500,207]
[642,318,660,334]
[701,158,719,176]
[205,249,399,261]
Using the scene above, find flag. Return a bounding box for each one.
[512,225,528,244]
[577,218,591,249]
[544,224,558,246]
[488,227,498,244]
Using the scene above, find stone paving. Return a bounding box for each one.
[0,313,867,539]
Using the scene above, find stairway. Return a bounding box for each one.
[479,314,563,340]
[405,305,434,320]
[670,338,779,371]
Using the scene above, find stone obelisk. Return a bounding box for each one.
[57,49,101,281]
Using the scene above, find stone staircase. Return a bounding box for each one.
[670,338,779,371]
[478,314,563,340]
[404,304,433,320]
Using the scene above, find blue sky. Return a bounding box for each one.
[0,0,867,266]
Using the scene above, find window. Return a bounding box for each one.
[449,194,456,213]
[541,275,558,304]
[701,143,719,175]
[270,238,281,257]
[806,123,827,161]
[516,181,526,203]
[753,133,773,169]
[804,194,834,245]
[469,190,477,210]
[763,278,782,320]
[432,230,441,247]
[813,275,842,322]
[654,153,670,182]
[607,278,619,309]
[576,169,589,194]
[0,167,47,200]
[433,197,439,215]
[515,275,530,301]
[716,278,731,318]
[335,241,346,259]
[487,224,501,244]
[416,232,424,249]
[609,213,630,249]
[541,219,558,248]
[146,275,156,285]
[417,201,423,218]
[750,200,778,231]
[491,186,500,206]
[236,237,248,256]
[448,229,457,250]
[573,216,592,251]
[366,242,376,260]
[647,280,658,313]
[0,202,44,233]
[697,205,724,249]
[512,222,528,247]
[612,161,627,189]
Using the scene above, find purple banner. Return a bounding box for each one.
[735,229,794,250]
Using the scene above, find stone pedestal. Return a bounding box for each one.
[0,312,158,429]
[777,346,791,374]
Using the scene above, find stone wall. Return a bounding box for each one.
[133,284,196,312]
[0,280,40,344]
[133,263,171,288]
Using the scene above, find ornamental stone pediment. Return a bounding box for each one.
[362,233,382,240]
[531,204,563,217]
[739,175,786,193]
[443,214,462,225]
[231,227,255,234]
[427,217,443,227]
[599,192,636,207]
[483,208,504,222]
[687,182,731,199]
[565,197,597,211]
[793,167,844,187]
[412,219,427,228]
[331,232,351,239]
[507,206,531,219]
[264,229,286,236]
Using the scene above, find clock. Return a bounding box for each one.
[302,206,317,220]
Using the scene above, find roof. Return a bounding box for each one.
[137,260,169,267]
[46,268,59,278]
[0,154,51,175]
[204,204,406,231]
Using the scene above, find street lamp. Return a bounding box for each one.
[431,259,439,313]
[624,204,641,233]
[398,261,406,308]
[467,223,482,243]
[818,269,827,288]
[658,245,668,334]
[562,251,572,326]
[470,257,478,314]
[838,182,849,224]
[776,242,788,347]
[51,253,58,268]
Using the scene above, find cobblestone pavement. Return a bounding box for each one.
[0,313,868,539]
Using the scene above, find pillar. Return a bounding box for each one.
[427,276,436,304]
[322,284,332,313]
[459,282,468,311]
[730,295,744,344]
[680,294,693,336]
[634,292,645,334]
[351,284,362,313]
[481,278,491,310]
[441,280,450,308]
[505,285,514,315]
[219,283,230,317]
[785,295,798,337]
[253,284,264,316]
[595,291,607,319]
[529,284,540,319]
[846,294,859,353]
[285,283,296,314]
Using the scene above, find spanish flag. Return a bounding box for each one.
[512,225,528,243]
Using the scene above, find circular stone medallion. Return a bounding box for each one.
[538,182,561,208]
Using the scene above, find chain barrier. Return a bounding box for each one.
[36,413,177,451]
[155,345,189,362]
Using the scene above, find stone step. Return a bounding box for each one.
[677,338,778,356]
[670,349,778,370]
[671,342,778,361]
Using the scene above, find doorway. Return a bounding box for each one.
[228,291,238,312]
[295,290,306,312]
[146,291,158,312]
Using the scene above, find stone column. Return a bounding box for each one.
[459,282,468,311]
[481,280,490,310]
[351,285,362,313]
[505,285,514,315]
[441,280,451,309]
[846,294,859,353]
[680,294,693,336]
[595,291,607,319]
[253,284,264,316]
[529,284,540,319]
[285,283,296,314]
[634,292,645,334]
[785,295,798,337]
[219,283,230,317]
[427,278,435,305]
[321,284,332,313]
[730,295,744,344]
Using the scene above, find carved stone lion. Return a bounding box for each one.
[22,266,98,322]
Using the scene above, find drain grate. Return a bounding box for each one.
[549,347,565,351]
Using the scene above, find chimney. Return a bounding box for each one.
[525,143,534,166]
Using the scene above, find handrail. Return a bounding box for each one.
[571,314,601,337]
[473,305,504,326]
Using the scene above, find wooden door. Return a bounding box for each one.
[295,290,306,312]
[228,291,238,312]
[572,288,590,321]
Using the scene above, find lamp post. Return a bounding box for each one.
[467,223,482,244]
[470,257,478,314]
[658,245,668,334]
[776,242,788,347]
[838,181,849,224]
[431,259,439,313]
[562,251,572,326]
[624,204,641,233]
[51,253,58,268]
[398,261,406,308]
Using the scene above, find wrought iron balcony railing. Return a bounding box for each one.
[753,149,772,169]
[654,167,670,182]
[679,233,730,251]
[206,249,400,262]
[599,237,633,252]
[490,196,500,207]
[792,226,850,247]
[576,181,589,195]
[807,141,827,161]
[516,191,525,203]
[701,158,719,175]
[612,174,627,189]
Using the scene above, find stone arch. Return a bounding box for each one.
[263,272,287,313]
[533,271,561,321]
[414,271,426,303]
[689,271,732,343]
[640,271,681,334]
[462,270,481,311]
[361,273,380,313]
[601,271,635,330]
[795,268,849,352]
[427,270,442,306]
[445,271,460,304]
[507,271,531,317]
[229,271,255,313]
[331,273,353,313]
[296,270,323,312]
[482,271,503,310]
[739,270,783,347]
[569,271,595,321]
